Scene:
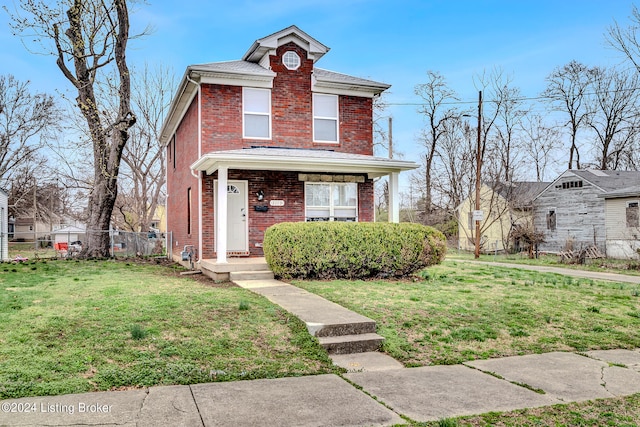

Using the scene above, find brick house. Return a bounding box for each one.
[160,26,417,267]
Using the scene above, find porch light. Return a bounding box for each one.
[256,190,265,201]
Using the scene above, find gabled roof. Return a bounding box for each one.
[494,181,550,208]
[534,169,640,201]
[189,60,276,78]
[160,26,390,146]
[243,25,329,63]
[599,185,640,199]
[313,68,390,95]
[570,169,640,192]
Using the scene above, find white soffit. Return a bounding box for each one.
[191,148,418,179]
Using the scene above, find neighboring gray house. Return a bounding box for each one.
[600,185,640,260]
[0,188,8,261]
[533,169,640,257]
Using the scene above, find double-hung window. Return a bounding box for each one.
[313,93,338,143]
[243,87,271,139]
[305,183,357,221]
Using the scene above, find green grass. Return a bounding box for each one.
[448,251,640,276]
[0,259,336,399]
[293,260,640,366]
[415,393,640,426]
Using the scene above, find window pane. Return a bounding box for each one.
[244,114,269,138]
[333,184,357,206]
[314,94,337,117]
[244,88,270,113]
[314,118,337,141]
[305,184,330,206]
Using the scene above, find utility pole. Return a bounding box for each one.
[474,90,483,259]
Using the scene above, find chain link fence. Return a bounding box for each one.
[7,230,170,260]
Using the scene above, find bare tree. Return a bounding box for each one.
[586,66,640,170]
[491,81,528,182]
[520,114,562,182]
[113,64,174,232]
[9,0,139,257]
[432,117,474,211]
[0,75,60,187]
[543,60,593,170]
[414,71,459,215]
[608,5,640,74]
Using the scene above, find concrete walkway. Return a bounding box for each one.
[459,259,640,284]
[2,349,640,426]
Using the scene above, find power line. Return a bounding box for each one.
[386,86,640,107]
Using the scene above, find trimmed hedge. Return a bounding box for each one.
[263,222,447,280]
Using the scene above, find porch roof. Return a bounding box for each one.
[190,148,418,178]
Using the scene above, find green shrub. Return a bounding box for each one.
[263,222,446,280]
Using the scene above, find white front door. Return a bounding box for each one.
[215,180,248,253]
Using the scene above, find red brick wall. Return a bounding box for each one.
[199,171,373,258]
[201,85,242,153]
[166,94,201,260]
[167,42,379,259]
[196,42,374,154]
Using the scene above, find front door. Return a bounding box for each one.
[215,180,248,253]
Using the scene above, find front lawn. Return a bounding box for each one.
[0,259,335,399]
[294,260,640,366]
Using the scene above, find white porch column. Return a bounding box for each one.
[216,166,228,263]
[388,172,400,223]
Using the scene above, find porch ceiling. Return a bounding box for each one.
[190,148,418,178]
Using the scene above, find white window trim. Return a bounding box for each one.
[305,182,357,221]
[283,51,300,70]
[243,87,272,140]
[313,93,339,144]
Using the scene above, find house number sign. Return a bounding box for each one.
[270,200,285,207]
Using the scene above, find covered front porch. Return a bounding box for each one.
[191,147,418,265]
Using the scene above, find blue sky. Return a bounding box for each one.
[0,0,636,183]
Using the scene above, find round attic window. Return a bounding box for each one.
[282,51,300,70]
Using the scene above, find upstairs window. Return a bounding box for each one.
[627,201,639,228]
[243,88,271,139]
[282,51,300,70]
[313,94,339,143]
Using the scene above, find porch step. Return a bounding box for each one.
[229,270,275,281]
[318,333,385,355]
[312,320,377,338]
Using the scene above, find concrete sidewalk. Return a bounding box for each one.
[2,349,640,426]
[460,259,640,284]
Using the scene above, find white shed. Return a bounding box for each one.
[52,225,86,245]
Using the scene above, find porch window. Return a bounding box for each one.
[243,87,271,139]
[627,201,639,228]
[305,183,357,221]
[313,94,338,143]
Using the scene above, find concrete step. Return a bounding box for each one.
[312,321,377,338]
[318,333,385,355]
[230,270,275,281]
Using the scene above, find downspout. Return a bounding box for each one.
[186,73,203,263]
